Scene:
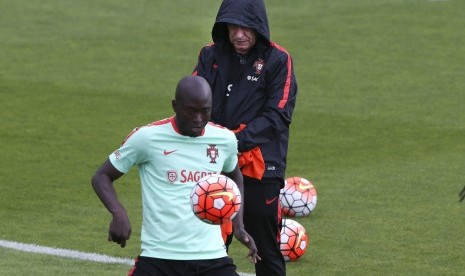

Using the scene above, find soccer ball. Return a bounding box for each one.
[280,218,308,262]
[190,174,241,225]
[280,176,317,217]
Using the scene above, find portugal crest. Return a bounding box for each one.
[253,58,265,75]
[167,170,178,183]
[207,144,219,164]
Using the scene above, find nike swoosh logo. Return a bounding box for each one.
[265,196,277,205]
[298,183,312,191]
[163,149,178,155]
[209,192,234,201]
[294,230,305,250]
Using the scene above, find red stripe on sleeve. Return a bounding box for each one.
[271,42,292,109]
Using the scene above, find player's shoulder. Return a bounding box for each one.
[206,121,231,131]
[122,118,172,143]
[137,118,171,133]
[205,122,235,138]
[146,117,172,128]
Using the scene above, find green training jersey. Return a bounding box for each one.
[109,116,238,260]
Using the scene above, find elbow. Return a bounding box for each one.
[91,172,103,191]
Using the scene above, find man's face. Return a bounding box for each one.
[174,96,211,137]
[228,24,257,55]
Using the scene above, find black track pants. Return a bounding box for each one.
[227,176,286,276]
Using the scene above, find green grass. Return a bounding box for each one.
[0,247,132,275]
[1,0,465,275]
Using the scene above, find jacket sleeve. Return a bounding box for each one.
[235,53,298,152]
[192,44,213,77]
[192,50,204,76]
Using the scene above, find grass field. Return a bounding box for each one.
[1,0,465,275]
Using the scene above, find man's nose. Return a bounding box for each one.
[192,112,203,122]
[234,28,245,37]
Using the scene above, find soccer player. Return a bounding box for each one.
[192,0,298,275]
[91,76,260,276]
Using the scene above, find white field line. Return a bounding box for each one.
[0,239,255,276]
[0,239,134,265]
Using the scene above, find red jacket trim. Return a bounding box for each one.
[271,42,292,109]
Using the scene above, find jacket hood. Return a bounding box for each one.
[212,0,270,46]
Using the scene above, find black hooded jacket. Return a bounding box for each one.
[193,0,298,180]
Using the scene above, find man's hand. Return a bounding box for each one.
[459,186,465,202]
[233,227,261,264]
[108,210,131,248]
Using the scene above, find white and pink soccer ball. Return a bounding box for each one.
[280,176,317,217]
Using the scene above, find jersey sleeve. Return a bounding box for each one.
[222,131,239,173]
[109,127,151,173]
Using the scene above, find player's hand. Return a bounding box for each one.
[233,228,261,264]
[108,210,132,248]
[459,186,465,202]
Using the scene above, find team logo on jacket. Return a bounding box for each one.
[167,170,178,183]
[253,58,265,75]
[207,144,219,163]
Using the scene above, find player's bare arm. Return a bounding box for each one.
[223,165,261,263]
[91,159,132,248]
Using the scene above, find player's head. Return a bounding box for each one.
[172,76,212,137]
